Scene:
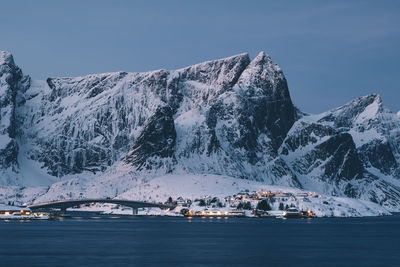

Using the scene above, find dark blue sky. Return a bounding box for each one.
[1,0,399,113]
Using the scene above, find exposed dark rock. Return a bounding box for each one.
[290,133,364,182]
[235,51,297,151]
[2,50,400,210]
[0,51,30,170]
[124,106,176,170]
[0,140,19,170]
[358,139,398,175]
[282,122,337,153]
[315,133,364,181]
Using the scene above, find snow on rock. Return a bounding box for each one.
[279,94,400,211]
[0,50,30,182]
[10,50,299,187]
[0,51,14,65]
[0,186,48,204]
[124,105,176,172]
[0,50,399,215]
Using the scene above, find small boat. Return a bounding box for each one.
[284,207,301,218]
[34,213,51,220]
[226,209,246,217]
[268,210,286,218]
[253,210,275,218]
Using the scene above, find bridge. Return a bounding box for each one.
[28,199,176,215]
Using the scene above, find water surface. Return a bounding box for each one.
[0,214,399,266]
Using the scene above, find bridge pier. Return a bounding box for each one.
[132,208,138,215]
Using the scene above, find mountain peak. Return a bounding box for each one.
[252,51,278,67]
[397,110,400,117]
[342,94,383,110]
[1,51,400,212]
[253,51,271,62]
[236,51,287,97]
[174,52,251,100]
[177,52,250,72]
[318,94,386,128]
[0,51,15,66]
[367,93,382,103]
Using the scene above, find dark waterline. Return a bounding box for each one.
[0,214,399,267]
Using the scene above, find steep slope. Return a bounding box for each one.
[13,51,299,186]
[167,52,299,185]
[19,71,165,177]
[16,53,254,179]
[279,94,400,210]
[0,50,400,212]
[0,51,31,184]
[124,105,176,172]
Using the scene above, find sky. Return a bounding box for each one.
[1,0,399,113]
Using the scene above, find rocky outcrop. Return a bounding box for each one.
[168,52,299,186]
[1,50,400,210]
[12,51,300,186]
[357,139,398,175]
[124,106,176,171]
[235,52,296,150]
[279,94,400,208]
[0,51,30,170]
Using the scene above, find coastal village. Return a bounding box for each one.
[160,189,320,218]
[0,189,324,219]
[0,187,389,220]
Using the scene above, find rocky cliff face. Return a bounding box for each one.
[124,105,176,172]
[13,52,299,186]
[170,52,299,186]
[1,50,400,210]
[279,94,400,209]
[0,52,30,174]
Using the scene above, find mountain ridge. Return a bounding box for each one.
[1,50,400,211]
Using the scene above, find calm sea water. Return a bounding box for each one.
[0,214,399,267]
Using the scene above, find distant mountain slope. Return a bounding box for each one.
[279,94,400,210]
[1,50,400,211]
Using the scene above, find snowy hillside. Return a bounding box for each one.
[0,50,400,214]
[0,172,389,217]
[279,94,400,210]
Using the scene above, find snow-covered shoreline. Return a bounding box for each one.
[0,173,391,218]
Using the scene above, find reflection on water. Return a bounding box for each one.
[0,214,399,266]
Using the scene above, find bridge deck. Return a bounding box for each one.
[29,199,176,211]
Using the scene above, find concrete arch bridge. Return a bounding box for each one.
[28,199,176,215]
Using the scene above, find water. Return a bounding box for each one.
[0,214,399,267]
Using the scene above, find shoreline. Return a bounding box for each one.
[1,210,393,220]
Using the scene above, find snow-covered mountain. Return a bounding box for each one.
[1,50,400,211]
[279,94,400,210]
